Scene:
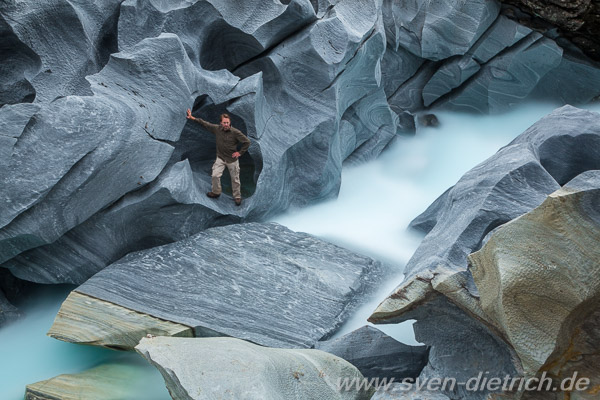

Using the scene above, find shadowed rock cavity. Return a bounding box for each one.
[0,17,40,106]
[172,94,261,199]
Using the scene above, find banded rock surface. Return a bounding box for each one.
[0,0,123,103]
[49,222,385,349]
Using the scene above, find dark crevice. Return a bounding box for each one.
[143,127,177,146]
[320,27,377,93]
[230,18,316,77]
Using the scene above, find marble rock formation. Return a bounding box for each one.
[1,0,400,285]
[136,336,374,400]
[49,222,385,350]
[468,170,600,398]
[370,105,600,399]
[0,33,205,269]
[382,2,600,116]
[0,0,123,103]
[315,325,429,380]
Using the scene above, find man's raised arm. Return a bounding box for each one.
[186,109,219,133]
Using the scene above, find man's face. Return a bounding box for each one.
[221,117,231,131]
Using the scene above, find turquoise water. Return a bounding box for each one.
[0,285,170,399]
[2,102,599,397]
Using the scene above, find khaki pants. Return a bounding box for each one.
[212,157,241,199]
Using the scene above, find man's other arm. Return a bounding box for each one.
[235,129,251,156]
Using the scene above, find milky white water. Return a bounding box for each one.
[2,102,599,397]
[272,102,600,345]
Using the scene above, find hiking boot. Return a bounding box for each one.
[207,192,220,198]
[235,198,242,206]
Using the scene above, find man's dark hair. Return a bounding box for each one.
[220,113,230,121]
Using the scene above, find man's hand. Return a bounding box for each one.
[232,152,241,159]
[186,109,194,120]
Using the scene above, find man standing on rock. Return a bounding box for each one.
[186,109,251,206]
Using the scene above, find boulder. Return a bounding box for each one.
[315,325,428,380]
[469,170,600,390]
[135,336,374,400]
[49,222,385,349]
[370,106,600,399]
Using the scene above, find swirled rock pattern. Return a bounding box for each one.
[1,0,401,284]
[49,222,386,349]
[0,34,204,269]
[0,0,123,103]
[136,336,374,400]
[370,106,600,399]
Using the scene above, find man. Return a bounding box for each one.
[186,109,251,206]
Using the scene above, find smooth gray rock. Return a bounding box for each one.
[4,160,228,284]
[0,103,40,168]
[2,0,399,284]
[0,34,203,266]
[385,0,500,61]
[439,32,562,113]
[315,326,429,380]
[53,222,386,349]
[0,0,122,103]
[136,336,374,400]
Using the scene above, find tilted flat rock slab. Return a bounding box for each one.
[50,222,384,349]
[135,336,373,400]
[315,325,428,380]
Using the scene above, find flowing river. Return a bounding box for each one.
[2,102,598,399]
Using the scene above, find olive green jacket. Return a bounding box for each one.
[194,118,250,163]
